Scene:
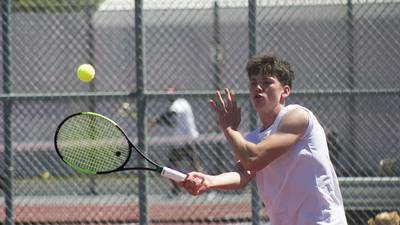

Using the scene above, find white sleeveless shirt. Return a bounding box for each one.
[245,104,347,225]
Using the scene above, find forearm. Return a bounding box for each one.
[208,170,253,190]
[223,127,257,167]
[181,168,253,196]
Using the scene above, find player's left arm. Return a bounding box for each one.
[225,108,309,171]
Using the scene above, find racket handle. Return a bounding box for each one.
[161,167,187,182]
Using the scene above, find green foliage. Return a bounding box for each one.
[12,0,105,12]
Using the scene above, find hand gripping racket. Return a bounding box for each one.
[54,112,187,182]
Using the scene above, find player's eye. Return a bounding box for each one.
[262,81,272,86]
[249,80,258,86]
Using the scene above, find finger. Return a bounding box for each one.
[209,97,224,114]
[209,99,219,113]
[230,90,238,111]
[188,171,202,177]
[225,88,232,110]
[216,91,226,111]
[192,175,205,185]
[185,173,199,185]
[183,180,198,192]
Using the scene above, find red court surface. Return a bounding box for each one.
[0,198,268,224]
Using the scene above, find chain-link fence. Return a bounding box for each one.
[0,0,399,224]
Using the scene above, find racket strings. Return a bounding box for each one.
[57,114,130,173]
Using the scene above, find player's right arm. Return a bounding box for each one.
[181,163,255,195]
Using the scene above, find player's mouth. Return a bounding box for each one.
[253,93,264,103]
[254,93,263,99]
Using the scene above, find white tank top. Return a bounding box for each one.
[245,104,347,225]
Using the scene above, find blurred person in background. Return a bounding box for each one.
[180,54,348,225]
[150,87,202,196]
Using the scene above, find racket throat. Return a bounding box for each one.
[155,166,163,174]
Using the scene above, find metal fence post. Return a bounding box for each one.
[135,0,149,224]
[248,0,262,224]
[84,3,98,195]
[346,0,357,176]
[213,0,222,90]
[1,0,13,224]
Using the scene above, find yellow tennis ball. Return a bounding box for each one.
[77,64,95,82]
[41,171,51,180]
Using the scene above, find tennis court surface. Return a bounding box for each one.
[1,177,398,224]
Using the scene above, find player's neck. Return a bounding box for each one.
[259,105,284,131]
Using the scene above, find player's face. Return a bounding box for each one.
[248,74,286,114]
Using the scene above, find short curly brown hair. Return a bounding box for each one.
[246,54,294,88]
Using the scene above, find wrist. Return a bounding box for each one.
[206,175,217,190]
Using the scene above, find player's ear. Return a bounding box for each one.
[281,85,291,98]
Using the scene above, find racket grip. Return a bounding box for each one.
[161,167,187,182]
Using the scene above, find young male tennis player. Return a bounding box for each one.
[181,54,348,225]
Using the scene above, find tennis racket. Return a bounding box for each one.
[54,112,187,182]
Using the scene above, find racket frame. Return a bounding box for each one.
[54,112,187,182]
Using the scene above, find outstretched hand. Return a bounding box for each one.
[209,88,241,131]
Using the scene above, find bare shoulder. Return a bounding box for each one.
[278,108,309,135]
